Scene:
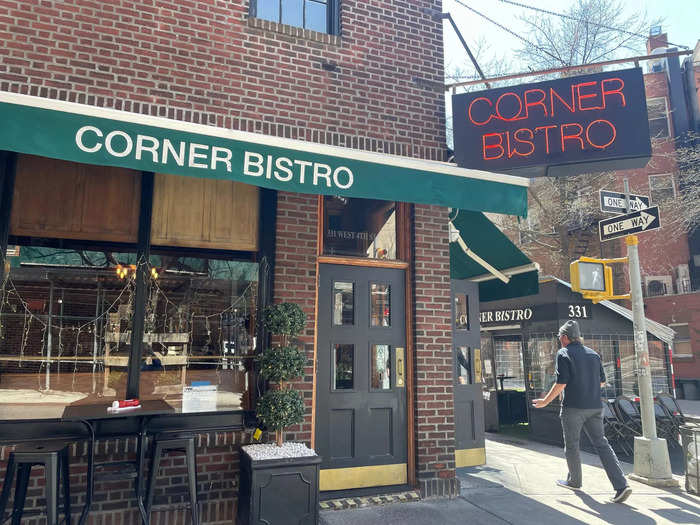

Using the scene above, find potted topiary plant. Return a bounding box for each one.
[237,302,321,525]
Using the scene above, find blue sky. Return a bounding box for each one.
[442,0,699,77]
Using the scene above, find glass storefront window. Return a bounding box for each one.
[493,337,525,391]
[138,256,258,412]
[0,246,137,419]
[323,196,396,259]
[370,283,391,327]
[525,336,559,397]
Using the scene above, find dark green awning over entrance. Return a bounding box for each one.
[450,209,539,301]
[0,92,529,217]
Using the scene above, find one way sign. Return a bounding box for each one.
[599,190,650,214]
[599,206,660,241]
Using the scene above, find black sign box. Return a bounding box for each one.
[452,68,652,177]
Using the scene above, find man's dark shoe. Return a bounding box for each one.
[556,479,582,491]
[611,486,632,503]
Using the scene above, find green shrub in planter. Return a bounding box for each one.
[255,302,308,446]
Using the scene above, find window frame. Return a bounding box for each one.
[646,97,672,139]
[250,0,340,35]
[669,323,693,359]
[648,173,676,204]
[644,275,673,297]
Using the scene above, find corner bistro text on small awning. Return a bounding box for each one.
[0,91,528,217]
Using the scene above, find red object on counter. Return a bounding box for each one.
[117,399,140,408]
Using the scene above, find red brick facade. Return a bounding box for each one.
[0,431,249,525]
[0,0,461,519]
[273,191,319,446]
[412,204,458,497]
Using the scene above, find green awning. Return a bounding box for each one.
[0,91,528,216]
[450,209,539,301]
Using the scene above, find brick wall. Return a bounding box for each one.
[412,204,459,498]
[0,431,251,525]
[644,291,700,381]
[0,0,446,160]
[272,191,319,446]
[0,0,454,511]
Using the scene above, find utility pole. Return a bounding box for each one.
[623,179,677,487]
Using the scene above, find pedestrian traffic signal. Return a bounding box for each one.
[570,256,630,303]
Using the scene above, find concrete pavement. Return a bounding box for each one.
[320,433,700,524]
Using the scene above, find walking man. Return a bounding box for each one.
[532,320,632,503]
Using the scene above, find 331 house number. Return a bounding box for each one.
[568,304,589,318]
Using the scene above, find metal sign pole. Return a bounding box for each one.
[624,179,676,486]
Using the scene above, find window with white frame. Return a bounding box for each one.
[647,97,671,139]
[669,323,692,359]
[252,0,337,34]
[645,275,673,297]
[649,173,675,204]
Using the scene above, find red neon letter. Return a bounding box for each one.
[586,119,617,149]
[524,89,548,119]
[535,125,557,154]
[495,92,524,122]
[601,78,626,108]
[482,133,505,160]
[576,81,603,111]
[513,128,535,157]
[468,97,493,126]
[549,85,576,116]
[561,123,585,151]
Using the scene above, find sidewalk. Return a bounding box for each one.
[320,434,700,524]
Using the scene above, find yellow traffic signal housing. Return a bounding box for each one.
[570,256,630,303]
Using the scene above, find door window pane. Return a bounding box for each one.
[323,197,397,259]
[455,294,469,330]
[333,344,354,390]
[371,344,391,390]
[333,282,354,326]
[370,283,391,327]
[457,346,471,384]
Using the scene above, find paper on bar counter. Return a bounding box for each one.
[182,384,217,413]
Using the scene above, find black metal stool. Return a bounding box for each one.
[0,441,71,525]
[145,432,199,525]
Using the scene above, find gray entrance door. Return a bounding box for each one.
[452,280,486,467]
[316,264,407,491]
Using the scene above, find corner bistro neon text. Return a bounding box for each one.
[467,77,625,161]
[75,125,355,190]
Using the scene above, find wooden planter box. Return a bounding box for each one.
[237,448,321,525]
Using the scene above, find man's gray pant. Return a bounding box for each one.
[560,407,627,490]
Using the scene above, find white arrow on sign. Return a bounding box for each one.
[602,210,655,236]
[602,196,648,211]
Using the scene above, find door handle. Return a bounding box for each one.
[396,347,405,387]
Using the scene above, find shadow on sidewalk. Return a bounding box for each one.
[652,496,700,523]
[556,493,660,525]
[486,430,686,475]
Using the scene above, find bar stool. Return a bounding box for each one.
[145,432,199,525]
[0,441,71,525]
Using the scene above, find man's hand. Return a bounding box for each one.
[532,398,548,409]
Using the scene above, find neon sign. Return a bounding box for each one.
[452,68,652,177]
